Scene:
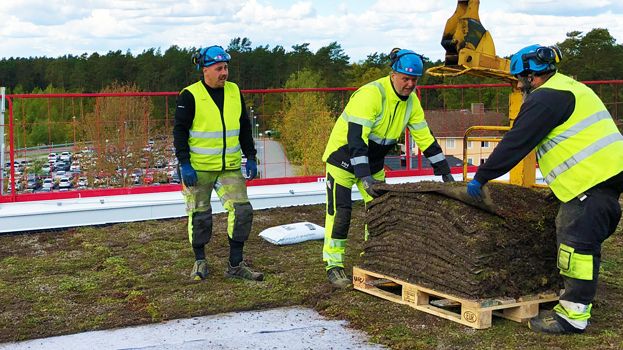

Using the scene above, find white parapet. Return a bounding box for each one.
[0,173,489,233]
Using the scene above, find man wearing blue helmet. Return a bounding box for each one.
[321,48,455,288]
[173,45,263,282]
[466,44,623,334]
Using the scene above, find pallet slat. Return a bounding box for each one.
[352,266,559,329]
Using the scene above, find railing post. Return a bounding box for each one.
[0,87,5,195]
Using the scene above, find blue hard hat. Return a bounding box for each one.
[390,49,423,77]
[192,45,231,70]
[510,44,561,76]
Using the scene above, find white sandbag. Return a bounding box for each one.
[259,222,325,245]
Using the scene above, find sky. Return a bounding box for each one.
[0,0,622,63]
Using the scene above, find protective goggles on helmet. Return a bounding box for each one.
[520,46,562,73]
[192,46,231,70]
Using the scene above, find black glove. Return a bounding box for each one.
[361,176,383,198]
[441,173,455,182]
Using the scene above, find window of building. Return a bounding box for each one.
[481,141,490,148]
[467,158,474,165]
[446,139,455,149]
[467,141,472,149]
[480,158,488,165]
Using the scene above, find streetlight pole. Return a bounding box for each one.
[72,116,76,150]
[250,107,257,139]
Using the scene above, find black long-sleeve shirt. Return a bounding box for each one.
[474,87,575,185]
[474,86,623,191]
[173,80,256,166]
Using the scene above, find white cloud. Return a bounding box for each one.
[1,0,91,25]
[0,0,621,63]
[513,0,616,16]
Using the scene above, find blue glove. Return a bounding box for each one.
[466,179,483,200]
[245,158,257,179]
[180,162,198,187]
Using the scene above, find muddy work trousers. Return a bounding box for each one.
[553,185,622,329]
[322,164,383,270]
[183,169,253,258]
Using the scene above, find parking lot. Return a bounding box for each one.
[3,139,180,194]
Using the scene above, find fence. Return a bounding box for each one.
[2,80,622,203]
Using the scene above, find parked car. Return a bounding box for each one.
[48,152,58,162]
[58,177,71,189]
[60,151,72,162]
[42,178,53,191]
[54,170,66,181]
[57,161,71,171]
[70,162,80,172]
[27,178,41,190]
[77,177,88,188]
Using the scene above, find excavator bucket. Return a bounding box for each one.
[431,0,511,80]
[441,0,468,66]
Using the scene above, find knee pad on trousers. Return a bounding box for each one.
[332,208,352,240]
[232,202,253,242]
[191,209,213,247]
[557,243,593,281]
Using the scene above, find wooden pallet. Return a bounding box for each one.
[353,266,559,329]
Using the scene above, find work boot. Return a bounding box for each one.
[327,267,351,288]
[528,310,584,334]
[190,259,208,281]
[225,261,264,281]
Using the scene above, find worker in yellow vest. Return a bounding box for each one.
[322,48,455,288]
[173,45,263,282]
[467,44,623,334]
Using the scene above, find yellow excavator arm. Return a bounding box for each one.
[429,1,537,188]
[428,0,513,82]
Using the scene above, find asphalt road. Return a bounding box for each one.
[256,138,296,178]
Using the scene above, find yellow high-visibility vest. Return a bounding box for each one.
[322,76,435,163]
[535,73,623,202]
[184,81,242,171]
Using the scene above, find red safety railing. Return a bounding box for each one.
[2,81,621,203]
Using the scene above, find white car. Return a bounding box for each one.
[42,178,53,191]
[70,162,80,172]
[60,151,72,162]
[58,177,71,189]
[48,152,58,162]
[78,177,88,188]
[54,170,66,181]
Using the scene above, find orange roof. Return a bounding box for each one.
[424,109,508,138]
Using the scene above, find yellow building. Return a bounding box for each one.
[413,104,507,166]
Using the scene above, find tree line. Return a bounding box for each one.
[1,28,621,95]
[3,29,623,176]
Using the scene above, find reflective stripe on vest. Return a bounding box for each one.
[535,73,623,202]
[190,144,241,155]
[184,81,242,171]
[368,80,414,145]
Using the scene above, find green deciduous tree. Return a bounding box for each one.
[279,69,334,175]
